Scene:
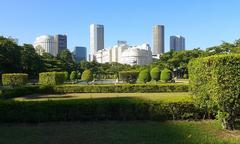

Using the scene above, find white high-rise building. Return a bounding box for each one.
[34,35,57,56]
[95,42,152,66]
[170,35,185,51]
[90,24,104,61]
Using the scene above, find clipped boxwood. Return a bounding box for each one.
[2,73,28,87]
[151,67,161,81]
[189,54,240,130]
[81,70,93,83]
[161,69,172,82]
[138,69,151,84]
[39,72,65,85]
[0,98,204,123]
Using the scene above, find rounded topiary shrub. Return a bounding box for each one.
[161,69,172,83]
[2,73,28,87]
[81,70,93,83]
[64,71,69,81]
[150,67,161,81]
[138,69,151,84]
[70,71,77,81]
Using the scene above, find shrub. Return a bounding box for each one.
[39,72,65,85]
[119,71,139,84]
[2,73,28,87]
[189,54,240,130]
[64,72,69,81]
[70,71,77,81]
[161,69,172,82]
[0,98,203,123]
[77,72,81,79]
[138,69,151,83]
[81,70,93,83]
[150,67,161,81]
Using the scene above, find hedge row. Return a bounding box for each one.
[0,84,189,99]
[0,98,204,123]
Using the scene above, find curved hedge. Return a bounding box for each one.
[0,98,203,123]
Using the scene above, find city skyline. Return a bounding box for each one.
[1,0,240,54]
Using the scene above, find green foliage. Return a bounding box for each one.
[189,54,240,130]
[70,71,77,81]
[2,73,28,87]
[63,71,69,81]
[119,71,139,84]
[0,97,202,123]
[77,72,81,79]
[81,70,93,83]
[161,69,172,82]
[39,72,65,85]
[150,67,161,81]
[138,69,151,83]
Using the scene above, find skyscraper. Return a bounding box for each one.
[73,46,87,62]
[153,25,165,55]
[90,24,104,61]
[170,35,185,51]
[54,34,67,54]
[34,35,57,56]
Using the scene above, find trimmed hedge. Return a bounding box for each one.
[2,73,28,87]
[189,54,240,130]
[53,84,189,94]
[0,98,203,123]
[39,72,65,85]
[81,70,93,83]
[0,84,189,99]
[151,67,161,81]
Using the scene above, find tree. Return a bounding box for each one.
[150,67,161,81]
[161,68,172,82]
[81,70,93,84]
[0,36,21,72]
[57,50,75,72]
[119,71,139,84]
[137,69,151,83]
[41,53,63,72]
[70,71,77,81]
[20,44,44,77]
[64,71,69,81]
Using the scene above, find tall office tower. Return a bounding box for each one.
[170,35,185,51]
[54,34,67,54]
[153,25,165,55]
[73,46,87,62]
[33,35,57,56]
[90,24,104,61]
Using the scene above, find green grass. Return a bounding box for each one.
[0,121,239,144]
[14,92,191,102]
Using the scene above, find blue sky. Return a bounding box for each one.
[1,0,240,54]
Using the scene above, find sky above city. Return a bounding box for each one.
[0,0,240,54]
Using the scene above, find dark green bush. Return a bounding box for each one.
[70,71,77,81]
[119,71,139,84]
[39,72,65,85]
[189,54,240,130]
[161,69,172,82]
[151,67,161,81]
[2,73,28,87]
[81,70,93,83]
[138,69,151,84]
[0,98,203,123]
[64,72,69,81]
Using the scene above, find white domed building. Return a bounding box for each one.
[120,44,153,66]
[34,35,57,56]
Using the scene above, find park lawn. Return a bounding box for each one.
[0,121,239,144]
[14,92,191,102]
